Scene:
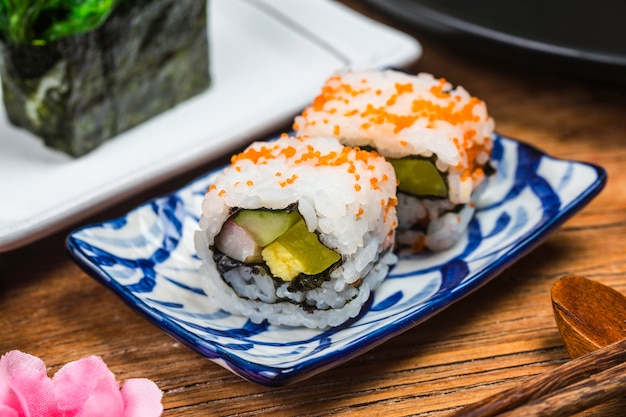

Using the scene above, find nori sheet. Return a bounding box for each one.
[0,0,210,157]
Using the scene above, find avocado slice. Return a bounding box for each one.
[388,157,448,197]
[261,219,340,281]
[232,209,301,247]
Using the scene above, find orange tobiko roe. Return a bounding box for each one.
[294,72,493,186]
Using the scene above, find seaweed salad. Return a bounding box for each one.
[0,0,210,156]
[0,0,121,45]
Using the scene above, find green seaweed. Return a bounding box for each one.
[0,0,121,44]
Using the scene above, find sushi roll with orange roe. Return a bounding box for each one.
[294,69,495,252]
[194,135,398,328]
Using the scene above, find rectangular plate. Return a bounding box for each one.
[66,133,606,386]
[0,0,420,252]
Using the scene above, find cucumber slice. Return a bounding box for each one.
[388,158,448,197]
[232,209,301,247]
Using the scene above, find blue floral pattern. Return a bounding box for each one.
[67,134,606,386]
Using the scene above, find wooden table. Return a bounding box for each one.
[2,3,626,416]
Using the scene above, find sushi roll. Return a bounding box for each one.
[294,69,495,252]
[194,135,398,329]
[0,0,210,157]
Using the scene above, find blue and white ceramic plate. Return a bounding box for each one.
[66,133,606,386]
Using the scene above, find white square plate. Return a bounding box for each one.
[0,0,420,251]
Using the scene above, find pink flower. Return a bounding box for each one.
[0,351,163,417]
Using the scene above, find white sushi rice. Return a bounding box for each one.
[294,69,494,185]
[194,136,398,328]
[395,194,475,252]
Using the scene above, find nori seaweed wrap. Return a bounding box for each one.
[0,0,210,156]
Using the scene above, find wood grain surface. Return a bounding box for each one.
[2,2,626,415]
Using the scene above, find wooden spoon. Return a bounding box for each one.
[552,274,626,359]
[448,275,626,416]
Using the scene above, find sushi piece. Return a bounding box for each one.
[294,69,495,252]
[0,0,210,157]
[194,135,398,328]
